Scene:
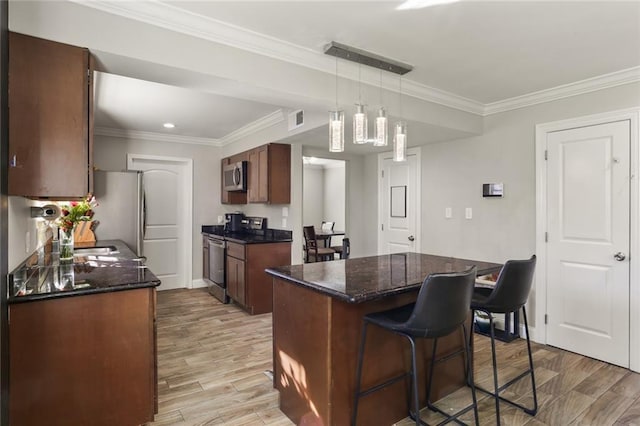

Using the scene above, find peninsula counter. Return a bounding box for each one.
[266,252,501,426]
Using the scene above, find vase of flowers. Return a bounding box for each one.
[57,194,97,262]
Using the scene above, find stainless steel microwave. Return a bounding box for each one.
[223,161,247,192]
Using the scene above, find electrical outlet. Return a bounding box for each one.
[217,215,224,224]
[445,207,452,219]
[465,208,473,219]
[282,218,287,228]
[282,207,289,217]
[25,231,30,253]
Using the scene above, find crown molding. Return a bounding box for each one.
[71,0,485,115]
[73,1,639,118]
[94,127,222,146]
[484,66,640,115]
[219,109,285,146]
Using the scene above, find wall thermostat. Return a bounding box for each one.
[483,183,503,197]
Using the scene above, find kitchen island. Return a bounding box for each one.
[266,252,501,426]
[8,240,160,426]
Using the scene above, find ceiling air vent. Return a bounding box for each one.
[288,109,304,131]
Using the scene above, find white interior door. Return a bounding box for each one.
[379,152,419,254]
[546,120,630,367]
[128,155,192,291]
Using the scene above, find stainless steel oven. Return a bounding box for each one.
[207,236,228,303]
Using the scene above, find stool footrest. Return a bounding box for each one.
[356,372,409,399]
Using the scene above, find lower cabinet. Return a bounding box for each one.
[226,241,291,314]
[8,288,157,426]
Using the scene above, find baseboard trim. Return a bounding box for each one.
[191,278,208,289]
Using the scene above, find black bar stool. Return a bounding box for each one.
[470,255,537,425]
[352,267,479,426]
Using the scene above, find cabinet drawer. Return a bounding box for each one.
[226,241,245,260]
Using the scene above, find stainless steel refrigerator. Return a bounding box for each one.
[93,170,144,257]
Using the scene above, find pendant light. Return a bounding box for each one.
[353,62,368,144]
[373,69,388,147]
[393,76,407,162]
[329,57,345,153]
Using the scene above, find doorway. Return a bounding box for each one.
[302,157,346,249]
[127,154,193,291]
[378,148,421,254]
[535,108,640,371]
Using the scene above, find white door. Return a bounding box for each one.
[546,120,630,367]
[379,152,420,254]
[128,155,192,291]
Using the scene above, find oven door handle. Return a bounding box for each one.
[209,239,226,249]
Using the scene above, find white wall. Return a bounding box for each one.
[323,165,345,246]
[302,165,324,228]
[94,135,220,283]
[364,81,640,327]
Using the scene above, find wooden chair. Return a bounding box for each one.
[332,237,350,259]
[303,226,335,262]
[319,221,335,247]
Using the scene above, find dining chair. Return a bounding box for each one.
[303,226,335,262]
[331,237,350,259]
[469,255,537,425]
[320,221,335,247]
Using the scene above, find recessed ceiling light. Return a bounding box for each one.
[397,0,459,10]
[163,122,176,129]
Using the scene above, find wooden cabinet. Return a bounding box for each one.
[9,288,157,426]
[221,143,290,204]
[227,254,246,306]
[248,143,290,204]
[225,241,291,314]
[8,32,93,198]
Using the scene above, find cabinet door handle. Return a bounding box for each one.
[10,155,16,167]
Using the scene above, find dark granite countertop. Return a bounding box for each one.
[265,252,503,303]
[202,225,292,244]
[8,240,160,304]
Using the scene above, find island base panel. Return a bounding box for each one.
[272,278,467,426]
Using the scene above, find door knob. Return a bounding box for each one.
[614,252,626,261]
[408,235,415,242]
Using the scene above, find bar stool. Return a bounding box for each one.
[352,267,479,426]
[469,255,537,425]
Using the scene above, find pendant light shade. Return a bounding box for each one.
[393,121,407,162]
[373,107,388,147]
[329,110,345,152]
[353,104,368,144]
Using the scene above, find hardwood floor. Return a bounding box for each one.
[149,288,640,426]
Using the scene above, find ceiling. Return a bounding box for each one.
[87,0,640,150]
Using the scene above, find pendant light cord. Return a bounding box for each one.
[379,69,383,106]
[335,56,339,109]
[358,60,362,103]
[399,75,403,118]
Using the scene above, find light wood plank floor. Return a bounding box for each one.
[148,288,640,426]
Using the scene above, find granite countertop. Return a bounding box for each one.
[265,252,503,303]
[202,225,292,244]
[8,240,160,304]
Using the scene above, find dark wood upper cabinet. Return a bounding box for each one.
[221,143,290,205]
[248,143,290,204]
[8,32,93,198]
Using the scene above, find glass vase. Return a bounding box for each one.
[59,227,74,262]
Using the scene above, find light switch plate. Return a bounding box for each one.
[282,218,287,228]
[282,207,289,217]
[465,208,472,219]
[445,207,452,219]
